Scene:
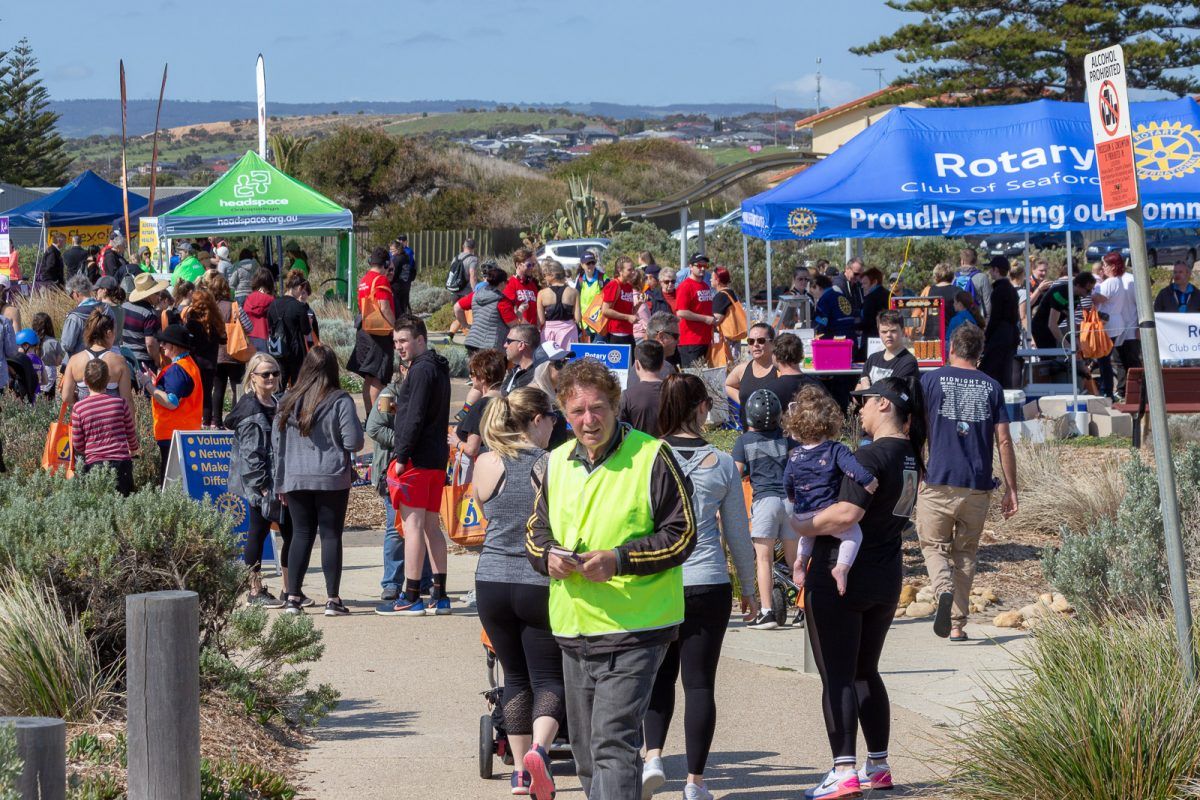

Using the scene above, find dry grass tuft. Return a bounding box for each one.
[995,442,1126,536]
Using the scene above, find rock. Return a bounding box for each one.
[993,611,1023,628]
[974,595,991,610]
[1022,616,1043,630]
[894,606,907,619]
[1039,593,1054,606]
[1051,595,1074,613]
[981,589,999,603]
[906,601,936,618]
[916,588,935,603]
[899,585,918,606]
[970,587,983,596]
[1018,603,1045,620]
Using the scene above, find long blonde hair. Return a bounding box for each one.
[480,387,554,459]
[242,352,282,394]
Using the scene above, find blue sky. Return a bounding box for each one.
[5,0,909,107]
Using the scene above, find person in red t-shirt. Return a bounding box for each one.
[346,247,396,410]
[498,247,540,327]
[675,253,717,366]
[600,256,638,346]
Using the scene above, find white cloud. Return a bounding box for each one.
[53,64,93,81]
[774,73,861,107]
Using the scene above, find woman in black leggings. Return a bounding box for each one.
[471,388,563,800]
[790,376,926,799]
[225,352,292,604]
[642,374,758,800]
[272,346,364,617]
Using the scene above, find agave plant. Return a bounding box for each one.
[268,133,312,176]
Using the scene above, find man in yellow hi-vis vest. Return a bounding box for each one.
[527,357,695,800]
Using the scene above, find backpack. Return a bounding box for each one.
[445,254,468,293]
[953,269,980,303]
[1078,307,1114,359]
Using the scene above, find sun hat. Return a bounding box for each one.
[129,273,170,303]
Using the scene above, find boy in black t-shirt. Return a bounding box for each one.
[858,310,919,389]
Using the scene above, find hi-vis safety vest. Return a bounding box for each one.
[151,355,203,441]
[545,428,683,638]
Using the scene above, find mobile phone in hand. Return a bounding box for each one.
[549,545,583,564]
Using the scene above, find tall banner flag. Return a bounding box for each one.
[119,61,130,243]
[148,64,169,216]
[256,55,267,160]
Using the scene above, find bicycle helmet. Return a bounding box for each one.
[745,388,782,431]
[15,329,38,348]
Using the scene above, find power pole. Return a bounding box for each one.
[863,68,885,91]
[815,57,823,113]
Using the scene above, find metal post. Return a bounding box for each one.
[844,237,852,266]
[1065,231,1082,433]
[697,207,706,256]
[742,234,751,317]
[679,208,688,273]
[765,240,774,321]
[1023,233,1034,384]
[126,590,201,800]
[0,717,65,800]
[1126,204,1194,681]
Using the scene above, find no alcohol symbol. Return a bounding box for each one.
[1099,79,1121,137]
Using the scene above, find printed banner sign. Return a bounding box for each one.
[163,430,274,564]
[138,217,161,269]
[47,225,110,249]
[1156,312,1200,366]
[570,343,631,389]
[0,217,15,279]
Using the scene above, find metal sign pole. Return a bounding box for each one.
[1126,204,1194,680]
[1065,231,1081,434]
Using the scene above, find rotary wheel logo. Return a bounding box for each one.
[1133,121,1200,181]
[787,207,818,238]
[607,350,621,365]
[216,493,247,527]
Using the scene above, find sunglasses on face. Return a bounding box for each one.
[255,370,280,379]
[747,337,770,346]
[662,279,675,285]
[505,338,525,346]
[551,360,567,371]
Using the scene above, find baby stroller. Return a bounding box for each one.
[478,630,572,780]
[771,540,806,629]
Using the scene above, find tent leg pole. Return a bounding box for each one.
[742,234,750,316]
[1024,233,1033,386]
[679,208,688,272]
[1066,231,1081,434]
[766,240,774,323]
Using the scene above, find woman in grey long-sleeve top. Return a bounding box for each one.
[641,373,759,800]
[272,345,364,617]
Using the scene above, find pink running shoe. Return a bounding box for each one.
[858,763,894,791]
[523,745,556,800]
[805,768,863,799]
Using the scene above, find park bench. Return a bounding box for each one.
[1114,367,1200,447]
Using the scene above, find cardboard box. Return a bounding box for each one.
[1089,411,1134,439]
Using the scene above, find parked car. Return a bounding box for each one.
[1085,228,1200,267]
[536,238,611,271]
[671,208,742,241]
[977,232,1065,257]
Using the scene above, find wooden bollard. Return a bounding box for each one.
[0,716,66,800]
[125,590,200,800]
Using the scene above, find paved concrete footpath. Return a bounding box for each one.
[291,531,1025,799]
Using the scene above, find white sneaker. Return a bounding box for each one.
[641,756,665,799]
[683,782,714,800]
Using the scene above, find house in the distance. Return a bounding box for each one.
[795,86,923,155]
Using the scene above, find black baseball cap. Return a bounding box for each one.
[689,253,710,265]
[850,380,914,413]
[580,251,597,264]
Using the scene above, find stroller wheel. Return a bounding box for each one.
[772,586,789,627]
[479,714,494,779]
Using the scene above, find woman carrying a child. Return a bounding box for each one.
[788,376,926,800]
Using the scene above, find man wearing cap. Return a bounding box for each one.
[389,236,417,317]
[141,324,202,484]
[172,243,205,286]
[123,273,170,371]
[61,274,114,357]
[916,323,1018,642]
[38,232,66,288]
[979,256,1020,388]
[674,254,718,366]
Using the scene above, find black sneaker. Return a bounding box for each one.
[792,608,807,629]
[298,594,315,608]
[282,598,304,616]
[747,610,779,630]
[246,588,276,607]
[933,591,953,639]
[324,599,350,617]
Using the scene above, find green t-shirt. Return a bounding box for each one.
[172,256,205,286]
[288,256,309,277]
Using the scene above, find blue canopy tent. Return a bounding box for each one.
[5,170,148,229]
[111,190,201,238]
[740,97,1200,412]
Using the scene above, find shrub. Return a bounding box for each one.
[0,725,18,800]
[409,282,453,316]
[0,469,243,669]
[1043,445,1200,617]
[550,139,737,207]
[999,442,1125,535]
[200,605,338,729]
[603,222,679,270]
[201,758,296,800]
[427,302,456,333]
[0,571,117,720]
[946,614,1200,800]
[437,343,468,378]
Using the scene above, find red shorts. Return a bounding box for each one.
[387,461,444,513]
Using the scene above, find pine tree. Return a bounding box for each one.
[0,37,71,185]
[855,1,1200,104]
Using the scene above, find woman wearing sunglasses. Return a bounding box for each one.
[227,352,294,606]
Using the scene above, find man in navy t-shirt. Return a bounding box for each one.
[916,323,1018,643]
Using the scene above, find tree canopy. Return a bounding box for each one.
[855,0,1200,104]
[0,37,71,185]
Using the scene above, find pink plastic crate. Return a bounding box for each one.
[811,339,854,371]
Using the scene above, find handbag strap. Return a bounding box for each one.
[56,398,70,426]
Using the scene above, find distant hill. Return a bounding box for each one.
[51,99,803,139]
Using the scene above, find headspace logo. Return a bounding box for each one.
[220,170,287,208]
